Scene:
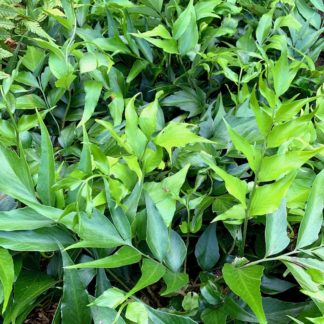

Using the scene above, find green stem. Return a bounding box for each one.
[183,198,191,273]
[61,89,72,129]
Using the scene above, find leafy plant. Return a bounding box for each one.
[0,0,323,323]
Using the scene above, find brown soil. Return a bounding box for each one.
[24,302,58,324]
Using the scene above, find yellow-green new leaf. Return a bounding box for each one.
[223,264,267,324]
[66,246,141,269]
[258,147,324,182]
[203,155,247,208]
[155,122,212,158]
[250,172,296,216]
[225,120,260,171]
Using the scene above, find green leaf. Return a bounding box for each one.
[61,249,92,324]
[250,172,296,216]
[267,114,313,148]
[16,94,46,109]
[80,52,98,73]
[173,0,194,39]
[123,258,166,301]
[15,71,39,88]
[275,97,317,122]
[222,264,266,324]
[195,224,220,270]
[126,59,149,83]
[79,80,103,126]
[126,302,149,324]
[36,112,56,206]
[176,3,198,55]
[0,227,74,251]
[139,92,162,138]
[265,199,290,256]
[4,272,56,324]
[164,230,187,272]
[0,248,14,312]
[250,88,272,136]
[225,120,259,171]
[297,170,324,248]
[256,13,272,44]
[67,246,141,269]
[154,122,211,158]
[0,207,53,231]
[161,271,189,296]
[144,164,190,226]
[203,154,247,208]
[145,193,169,262]
[258,148,324,182]
[90,288,126,308]
[272,51,294,97]
[21,46,45,72]
[282,262,319,292]
[125,95,148,158]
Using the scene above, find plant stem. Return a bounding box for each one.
[61,89,72,129]
[183,198,191,273]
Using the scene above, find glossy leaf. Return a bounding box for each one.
[223,264,266,324]
[265,199,290,256]
[297,170,324,248]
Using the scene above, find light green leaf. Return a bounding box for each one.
[267,114,313,148]
[126,59,149,83]
[21,46,45,72]
[256,13,272,44]
[61,249,92,324]
[139,92,162,138]
[126,302,148,324]
[80,52,98,73]
[250,172,295,216]
[125,95,148,158]
[36,112,56,206]
[90,288,126,308]
[258,147,324,182]
[203,155,247,208]
[275,97,317,122]
[67,246,141,269]
[155,122,212,158]
[272,51,295,97]
[222,264,266,324]
[265,199,290,256]
[212,204,246,224]
[297,170,324,248]
[0,227,74,251]
[161,271,189,296]
[173,0,194,40]
[250,88,272,136]
[145,193,169,262]
[283,262,319,292]
[0,248,14,312]
[225,120,259,171]
[123,258,165,301]
[0,207,53,231]
[79,80,103,126]
[144,164,190,226]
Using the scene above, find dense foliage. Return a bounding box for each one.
[0,0,324,323]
